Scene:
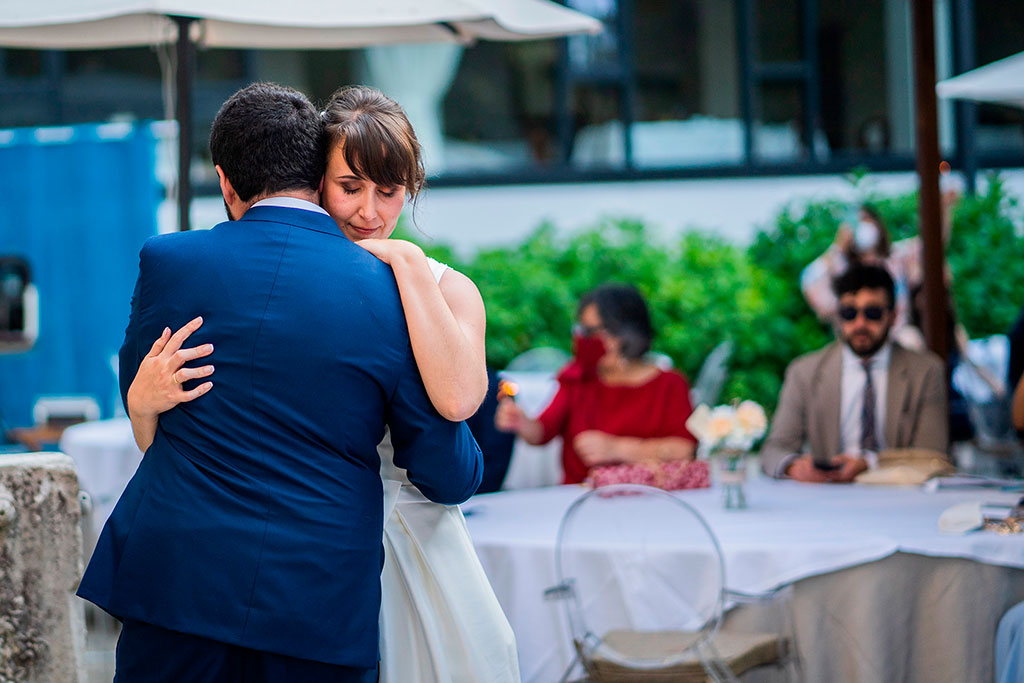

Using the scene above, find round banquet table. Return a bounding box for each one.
[463,478,1024,683]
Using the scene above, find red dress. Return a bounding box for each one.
[535,361,696,484]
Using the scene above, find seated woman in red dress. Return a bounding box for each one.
[495,283,697,484]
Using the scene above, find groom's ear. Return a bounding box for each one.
[318,175,325,195]
[215,165,238,206]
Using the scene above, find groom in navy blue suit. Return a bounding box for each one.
[77,83,483,682]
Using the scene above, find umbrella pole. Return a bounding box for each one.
[911,0,949,362]
[172,16,196,231]
[951,0,977,195]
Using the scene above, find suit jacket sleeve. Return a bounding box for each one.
[760,359,810,478]
[387,353,484,505]
[907,354,949,454]
[118,241,151,413]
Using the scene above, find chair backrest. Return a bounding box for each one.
[954,335,1020,449]
[553,484,726,669]
[689,340,733,408]
[32,396,100,428]
[646,351,673,370]
[505,346,572,373]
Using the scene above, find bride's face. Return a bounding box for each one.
[321,146,406,242]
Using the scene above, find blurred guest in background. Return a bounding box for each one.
[495,283,696,484]
[802,204,916,347]
[762,264,949,482]
[801,197,956,350]
[1013,374,1024,432]
[908,283,987,444]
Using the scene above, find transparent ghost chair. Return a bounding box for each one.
[545,484,794,682]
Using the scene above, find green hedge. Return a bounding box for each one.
[401,175,1024,412]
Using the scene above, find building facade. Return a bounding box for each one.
[1,0,1021,247]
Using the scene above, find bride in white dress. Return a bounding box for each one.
[374,256,518,682]
[125,85,520,682]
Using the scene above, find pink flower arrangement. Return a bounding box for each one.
[588,459,711,491]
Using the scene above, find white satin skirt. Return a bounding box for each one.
[379,481,521,683]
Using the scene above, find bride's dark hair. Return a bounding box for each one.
[321,85,426,203]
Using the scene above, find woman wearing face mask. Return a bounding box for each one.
[494,283,697,484]
[801,204,925,348]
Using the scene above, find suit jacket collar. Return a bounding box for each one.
[885,344,911,447]
[238,204,344,239]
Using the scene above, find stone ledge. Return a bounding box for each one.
[0,452,85,683]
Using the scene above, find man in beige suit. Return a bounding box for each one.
[761,264,948,481]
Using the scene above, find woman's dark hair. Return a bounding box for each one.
[578,283,654,360]
[209,82,325,202]
[321,85,425,202]
[850,204,892,260]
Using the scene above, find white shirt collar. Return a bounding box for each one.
[251,196,329,216]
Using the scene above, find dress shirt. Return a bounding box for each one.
[839,342,892,468]
[251,196,330,216]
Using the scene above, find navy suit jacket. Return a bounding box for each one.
[77,204,483,668]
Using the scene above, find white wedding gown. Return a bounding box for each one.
[376,258,520,683]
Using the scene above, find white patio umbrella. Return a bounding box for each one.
[0,0,601,228]
[0,1,602,49]
[936,51,1024,109]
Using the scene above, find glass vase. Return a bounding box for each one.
[715,450,748,510]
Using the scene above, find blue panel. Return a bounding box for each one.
[0,121,160,427]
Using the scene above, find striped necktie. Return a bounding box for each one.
[860,358,879,453]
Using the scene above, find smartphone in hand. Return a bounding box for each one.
[813,457,842,472]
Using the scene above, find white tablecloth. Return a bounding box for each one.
[464,480,1024,682]
[59,418,142,537]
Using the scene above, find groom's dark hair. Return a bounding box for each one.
[209,82,325,202]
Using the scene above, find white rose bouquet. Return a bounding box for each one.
[686,400,768,455]
[686,400,767,509]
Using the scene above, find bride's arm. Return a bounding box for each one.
[357,239,487,421]
[126,317,215,451]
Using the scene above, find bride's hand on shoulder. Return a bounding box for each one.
[355,238,424,266]
[126,316,215,420]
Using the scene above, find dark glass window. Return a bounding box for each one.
[1,49,43,78]
[442,41,544,174]
[617,0,748,169]
[972,0,1024,157]
[757,0,802,63]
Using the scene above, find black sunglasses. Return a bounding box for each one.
[838,305,887,322]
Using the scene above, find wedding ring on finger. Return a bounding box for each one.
[172,372,182,386]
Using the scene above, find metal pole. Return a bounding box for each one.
[952,0,977,194]
[618,0,636,170]
[736,0,755,168]
[172,16,196,231]
[911,0,949,361]
[802,0,819,163]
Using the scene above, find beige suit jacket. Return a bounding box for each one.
[760,341,949,478]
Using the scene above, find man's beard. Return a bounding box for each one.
[224,200,236,221]
[845,327,890,358]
